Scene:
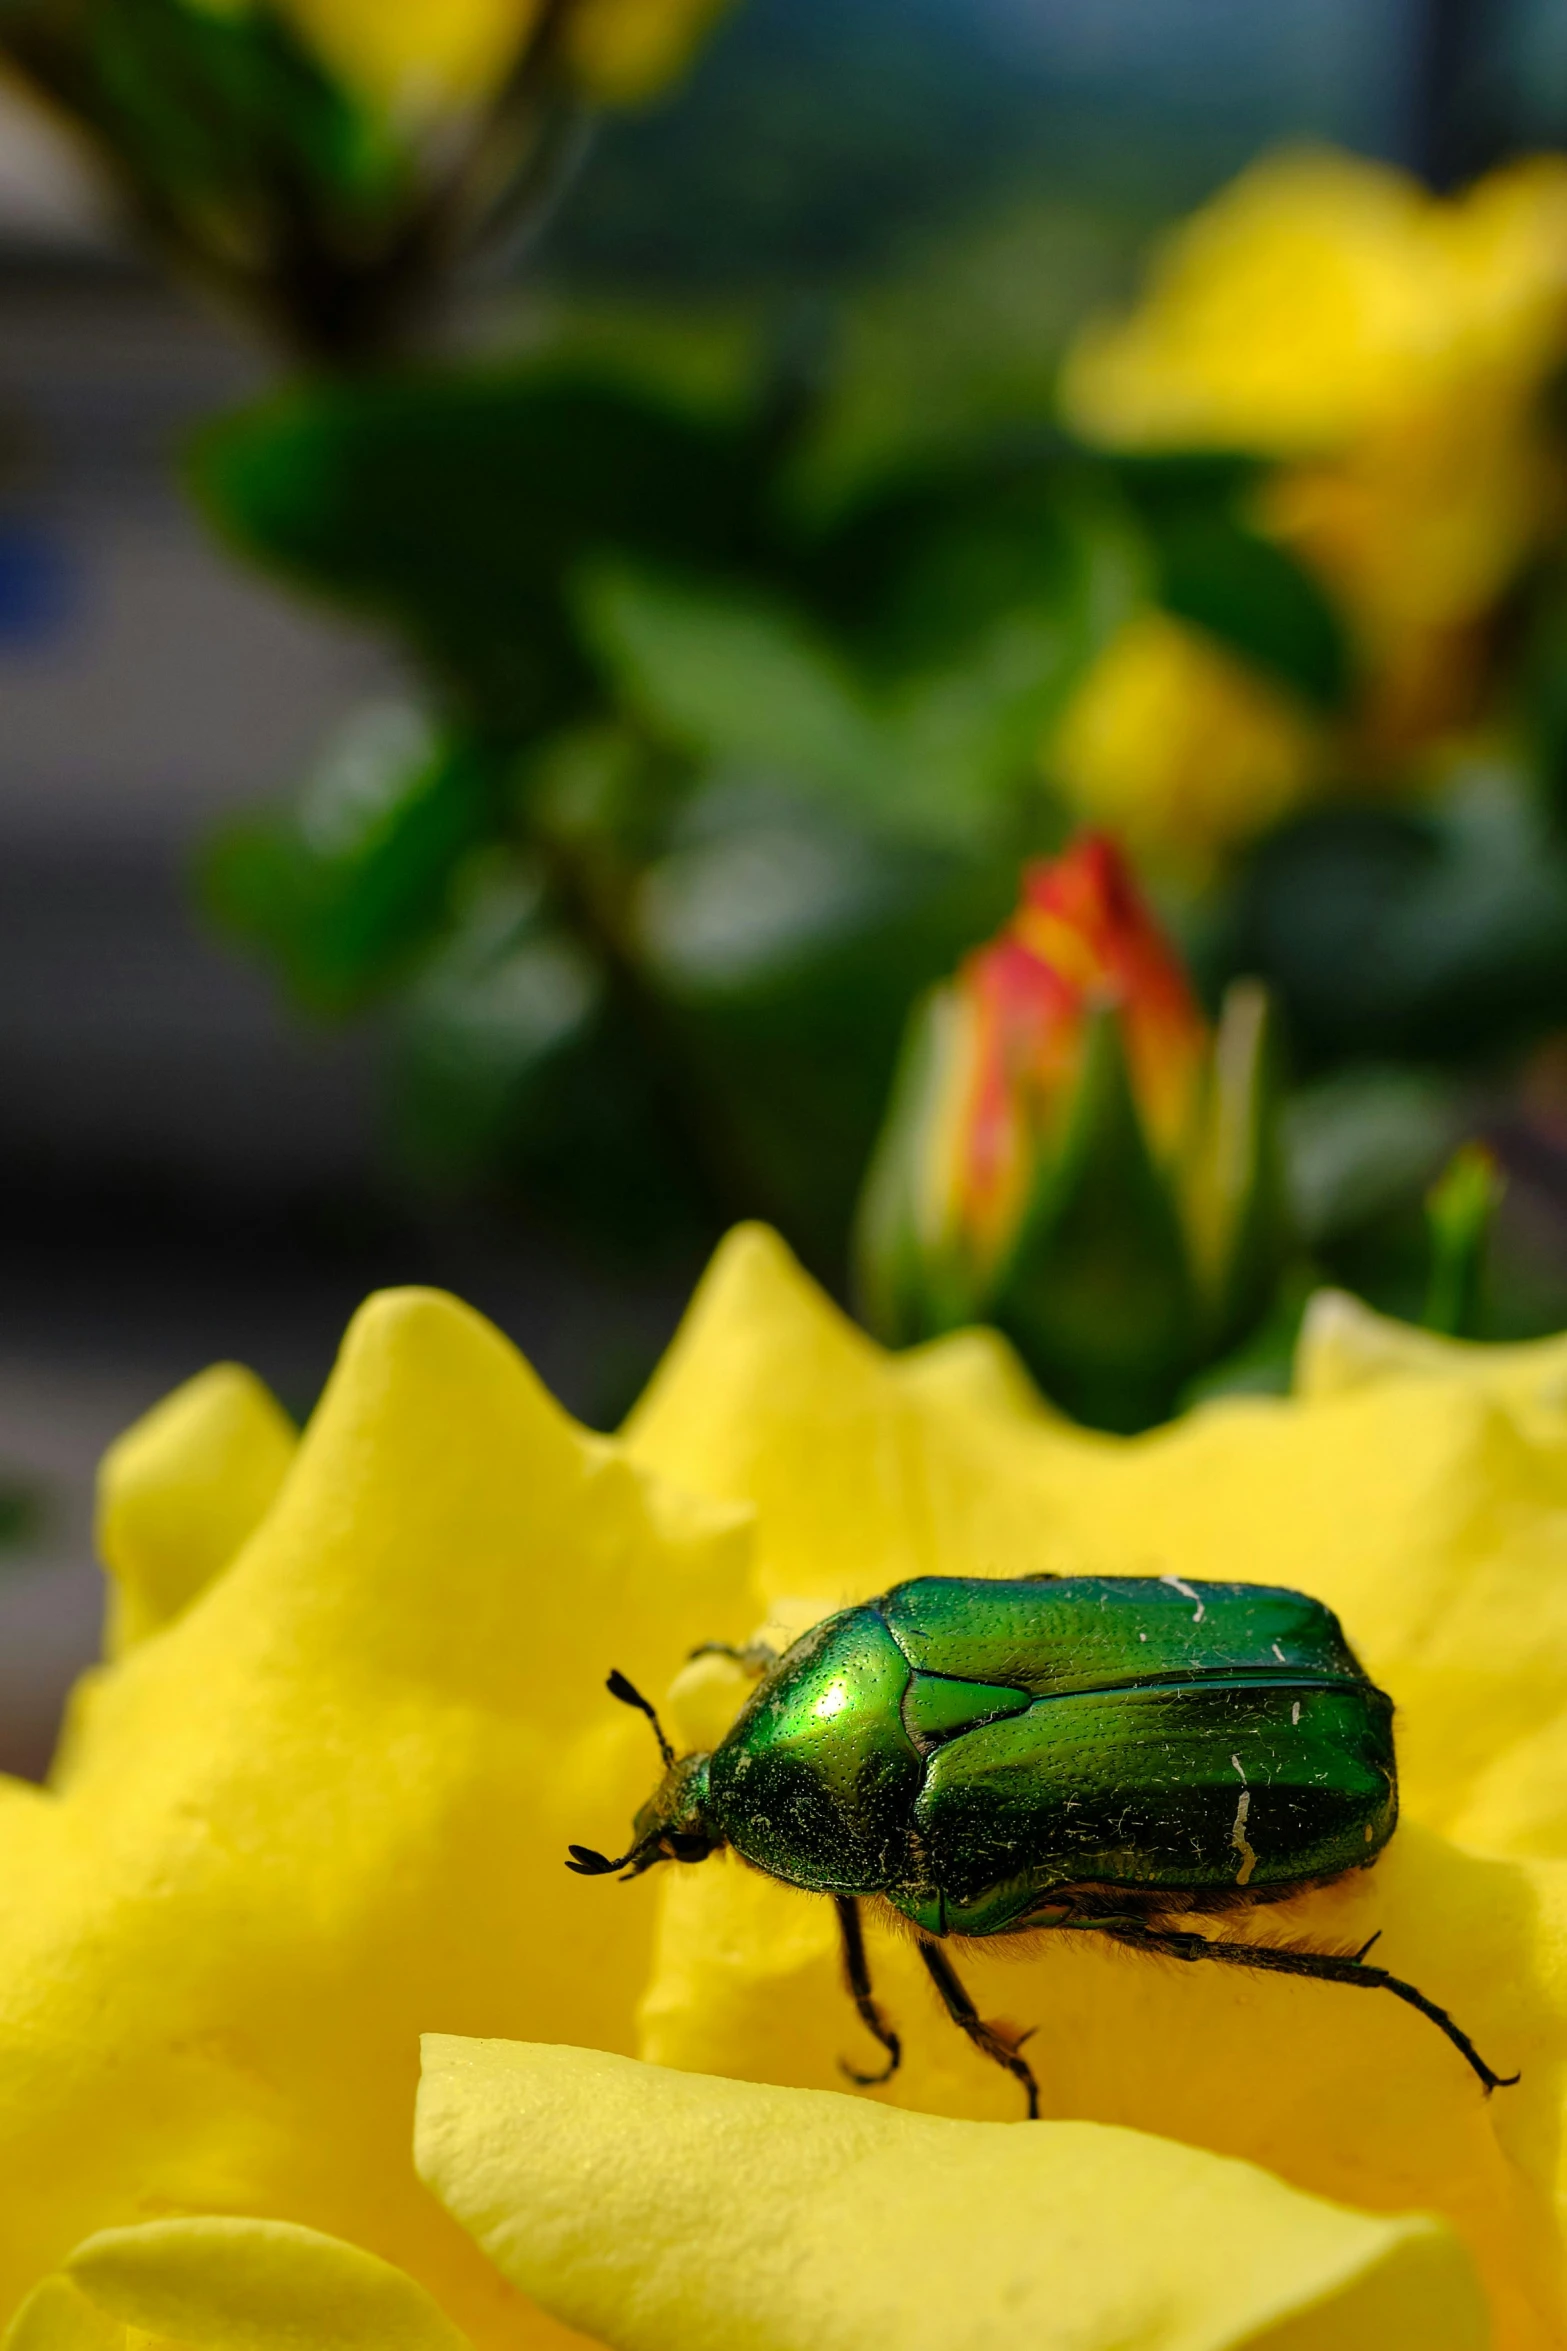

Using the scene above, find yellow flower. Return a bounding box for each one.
[1061,147,1567,761]
[1061,146,1567,469]
[188,0,732,113]
[1046,610,1322,869]
[5,1228,1567,2346]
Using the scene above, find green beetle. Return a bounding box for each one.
[568,1575,1516,2113]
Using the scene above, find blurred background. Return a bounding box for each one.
[6,0,1567,1770]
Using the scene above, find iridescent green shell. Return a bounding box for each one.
[702,1576,1396,1937]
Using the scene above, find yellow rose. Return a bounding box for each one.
[1046,610,1322,870]
[1061,147,1567,762]
[5,1231,1567,2346]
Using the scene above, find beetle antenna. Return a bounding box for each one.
[565,1834,662,1881]
[565,1843,628,1876]
[606,1668,675,1768]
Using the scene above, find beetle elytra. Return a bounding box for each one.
[567,1575,1517,2114]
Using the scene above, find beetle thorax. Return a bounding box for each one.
[632,1751,722,1866]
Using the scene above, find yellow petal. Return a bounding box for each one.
[1296,1286,1567,1420]
[2,2274,125,2351]
[623,1223,1097,1607]
[65,2218,469,2351]
[0,1287,758,2348]
[95,1366,297,1656]
[193,0,730,112]
[415,2036,1488,2351]
[1046,611,1322,873]
[890,1325,1055,1426]
[566,0,735,105]
[1060,148,1449,455]
[1029,1379,1567,1836]
[636,1824,1565,2346]
[277,0,539,110]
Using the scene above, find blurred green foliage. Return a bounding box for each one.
[13,0,1567,1422]
[184,278,1567,1358]
[185,325,1374,1283]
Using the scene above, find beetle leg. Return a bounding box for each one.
[834,1896,902,2087]
[1086,1921,1519,2096]
[917,1938,1039,2120]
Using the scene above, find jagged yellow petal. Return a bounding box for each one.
[623,1224,1100,1606]
[1296,1286,1567,1419]
[891,1325,1057,1425]
[95,1366,297,1656]
[0,1287,757,2349]
[64,2218,469,2351]
[416,2036,1488,2351]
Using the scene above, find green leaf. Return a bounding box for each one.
[580,562,894,807]
[393,855,719,1261]
[1106,451,1351,710]
[1155,510,1350,711]
[189,367,765,731]
[799,451,1142,677]
[581,559,1103,847]
[201,709,496,1012]
[625,763,1011,1264]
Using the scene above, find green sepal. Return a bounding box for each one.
[988,1011,1198,1432]
[1423,1141,1505,1338]
[851,981,981,1346]
[1183,977,1291,1349]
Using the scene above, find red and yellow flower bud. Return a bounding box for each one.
[855,834,1285,1429]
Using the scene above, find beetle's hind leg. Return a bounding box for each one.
[835,1896,902,2087]
[1090,1920,1518,2095]
[917,1938,1039,2120]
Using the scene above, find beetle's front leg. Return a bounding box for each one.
[917,1938,1039,2119]
[834,1895,902,2087]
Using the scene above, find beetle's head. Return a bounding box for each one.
[565,1670,723,1882]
